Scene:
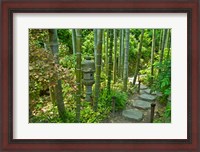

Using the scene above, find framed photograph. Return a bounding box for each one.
[1,0,199,151]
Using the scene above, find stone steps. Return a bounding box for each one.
[139,93,156,102]
[132,100,151,110]
[140,85,148,90]
[120,82,159,123]
[143,88,156,95]
[122,109,144,121]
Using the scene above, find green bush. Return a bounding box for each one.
[80,102,100,123]
[60,54,76,69]
[29,96,63,123]
[98,88,128,112]
[78,96,112,123]
[164,101,171,123]
[111,90,128,111]
[151,60,171,104]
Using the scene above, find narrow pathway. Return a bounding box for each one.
[104,84,161,123]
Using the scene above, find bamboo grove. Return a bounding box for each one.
[29,29,171,123]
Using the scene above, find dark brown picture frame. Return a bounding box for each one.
[1,0,199,151]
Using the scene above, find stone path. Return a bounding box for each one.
[139,93,156,102]
[122,109,143,121]
[103,84,160,123]
[132,100,151,110]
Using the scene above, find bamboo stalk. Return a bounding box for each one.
[94,29,102,111]
[123,29,130,91]
[75,29,82,122]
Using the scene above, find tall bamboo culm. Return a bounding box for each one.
[107,29,113,95]
[120,29,124,79]
[133,29,144,86]
[94,29,98,64]
[75,29,82,122]
[113,29,117,84]
[118,30,122,78]
[105,30,109,75]
[48,29,66,122]
[72,29,76,55]
[150,29,156,85]
[123,29,130,91]
[158,29,168,75]
[94,29,102,111]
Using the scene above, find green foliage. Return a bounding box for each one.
[82,31,94,57]
[29,29,49,48]
[29,45,72,99]
[142,29,152,49]
[58,43,69,58]
[29,28,171,123]
[139,66,151,85]
[126,81,137,94]
[112,90,128,111]
[164,101,171,123]
[29,46,56,100]
[29,96,63,123]
[128,29,153,76]
[152,60,171,103]
[64,93,112,123]
[80,102,101,123]
[130,29,141,40]
[29,29,76,123]
[57,29,73,54]
[153,101,171,123]
[99,88,128,112]
[60,54,76,69]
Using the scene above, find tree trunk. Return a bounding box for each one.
[158,30,163,51]
[49,86,56,106]
[107,29,113,95]
[75,29,82,122]
[158,29,168,74]
[118,30,122,78]
[102,29,106,70]
[160,29,168,61]
[120,29,124,79]
[105,30,109,75]
[113,29,117,84]
[48,29,66,122]
[150,29,156,85]
[133,29,144,85]
[166,29,171,59]
[165,29,170,49]
[123,29,130,91]
[72,29,76,55]
[94,29,98,64]
[94,29,103,111]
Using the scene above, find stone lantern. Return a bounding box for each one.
[81,56,95,102]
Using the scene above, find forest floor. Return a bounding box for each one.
[102,84,165,123]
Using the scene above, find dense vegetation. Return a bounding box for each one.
[29,29,171,123]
